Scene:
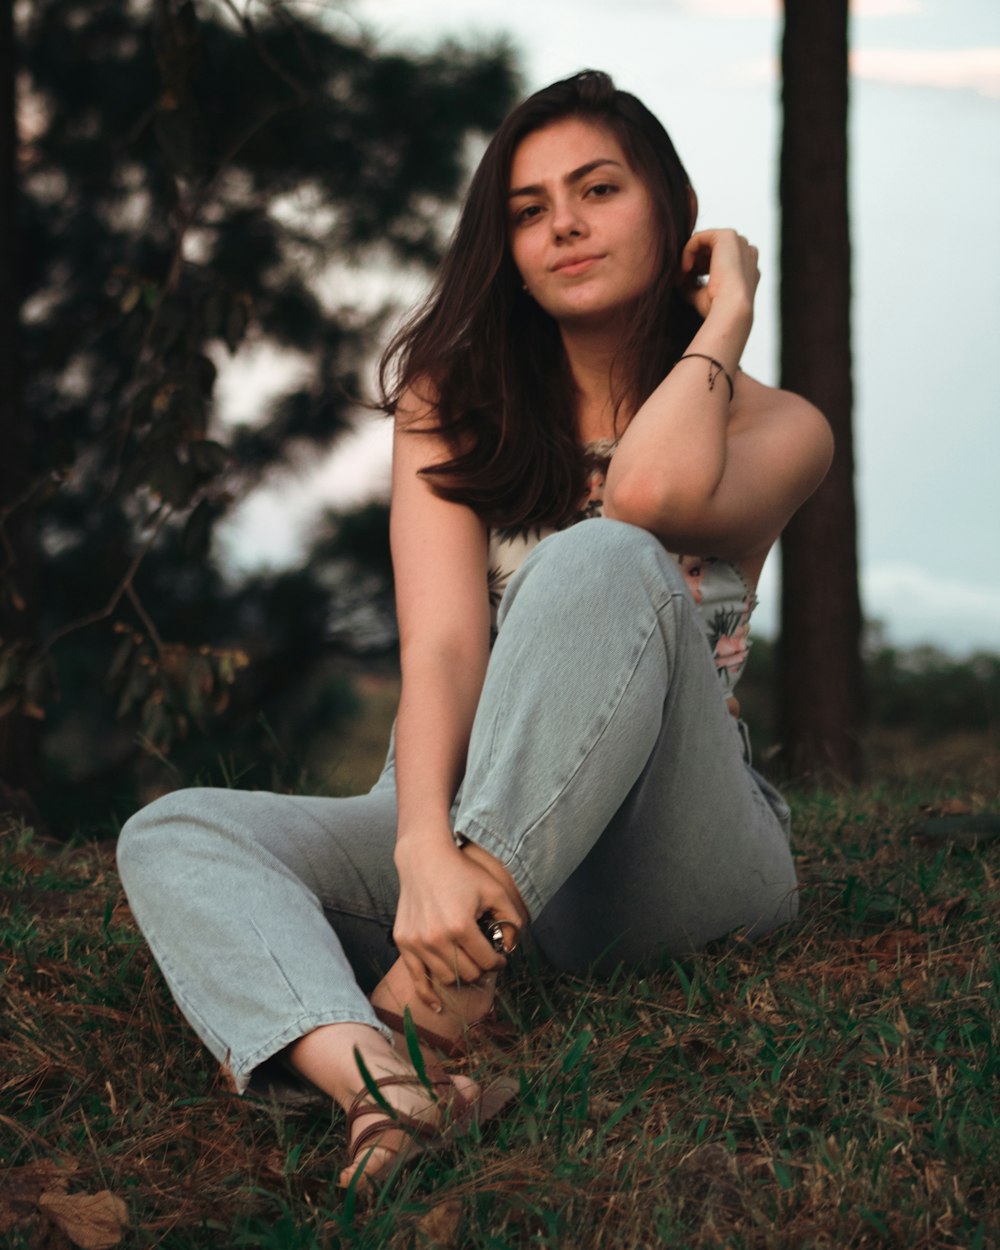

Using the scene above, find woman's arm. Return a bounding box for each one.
[389,388,522,1007]
[604,229,833,562]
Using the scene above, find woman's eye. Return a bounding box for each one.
[586,183,617,199]
[513,204,542,225]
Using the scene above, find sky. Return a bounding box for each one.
[218,0,1000,656]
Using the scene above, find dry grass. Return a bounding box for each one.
[2,742,999,1248]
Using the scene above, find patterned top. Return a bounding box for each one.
[486,439,757,699]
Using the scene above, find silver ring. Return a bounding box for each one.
[484,918,519,954]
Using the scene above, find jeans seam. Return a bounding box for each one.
[249,916,309,1012]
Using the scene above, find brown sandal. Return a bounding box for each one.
[373,1004,519,1063]
[342,1068,466,1190]
[341,1065,519,1192]
[373,1006,468,1060]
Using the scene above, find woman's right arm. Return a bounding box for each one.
[389,388,521,1007]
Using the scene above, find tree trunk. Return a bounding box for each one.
[778,0,864,781]
[0,1,41,808]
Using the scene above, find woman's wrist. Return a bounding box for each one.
[393,827,461,870]
[676,353,735,402]
[699,294,753,360]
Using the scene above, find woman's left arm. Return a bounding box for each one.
[603,229,833,560]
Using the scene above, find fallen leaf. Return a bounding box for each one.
[675,1144,743,1213]
[863,930,926,957]
[414,1197,462,1248]
[918,896,968,928]
[0,1159,78,1234]
[888,1096,924,1117]
[38,1190,128,1249]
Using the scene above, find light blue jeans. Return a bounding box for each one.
[117,520,797,1094]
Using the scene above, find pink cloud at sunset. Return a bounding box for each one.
[850,45,1000,97]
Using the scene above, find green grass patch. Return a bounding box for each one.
[3,761,1000,1247]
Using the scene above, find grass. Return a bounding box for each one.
[2,741,1000,1248]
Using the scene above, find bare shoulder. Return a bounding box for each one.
[395,376,441,431]
[734,372,832,439]
[393,377,462,479]
[732,372,834,479]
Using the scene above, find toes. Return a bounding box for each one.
[339,1072,479,1190]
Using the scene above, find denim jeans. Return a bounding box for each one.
[117,520,797,1094]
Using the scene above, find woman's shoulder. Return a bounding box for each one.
[394,376,441,429]
[732,371,831,438]
[730,371,834,476]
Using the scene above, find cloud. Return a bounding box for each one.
[677,0,777,14]
[753,560,1000,656]
[850,46,1000,98]
[851,0,923,14]
[862,562,1000,655]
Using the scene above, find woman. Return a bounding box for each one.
[117,70,832,1191]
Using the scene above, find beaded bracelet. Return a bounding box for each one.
[677,353,735,402]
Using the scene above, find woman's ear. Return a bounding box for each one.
[686,185,698,234]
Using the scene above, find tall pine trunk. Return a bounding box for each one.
[0,2,41,807]
[778,0,864,780]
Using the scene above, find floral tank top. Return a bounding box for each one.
[486,440,757,699]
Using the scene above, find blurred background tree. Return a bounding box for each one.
[0,0,38,809]
[778,0,865,782]
[0,0,518,830]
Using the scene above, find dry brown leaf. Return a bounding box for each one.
[733,1150,773,1177]
[917,896,968,928]
[938,798,972,815]
[863,930,926,957]
[414,1197,462,1248]
[37,1190,128,1250]
[0,1159,79,1233]
[888,1096,923,1117]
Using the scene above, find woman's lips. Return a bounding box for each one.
[552,255,603,276]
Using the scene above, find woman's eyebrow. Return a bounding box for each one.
[508,158,624,200]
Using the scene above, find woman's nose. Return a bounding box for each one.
[550,200,586,241]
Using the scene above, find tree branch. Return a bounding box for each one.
[42,508,172,651]
[125,582,166,656]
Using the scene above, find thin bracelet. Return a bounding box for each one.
[677,353,735,403]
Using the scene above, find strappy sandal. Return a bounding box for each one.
[342,1068,466,1190]
[341,1066,518,1191]
[373,1004,519,1064]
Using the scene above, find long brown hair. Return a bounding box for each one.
[379,70,702,530]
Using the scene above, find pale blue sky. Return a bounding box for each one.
[221,0,1000,654]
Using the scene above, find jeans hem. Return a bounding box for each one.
[459,816,544,919]
[230,1007,394,1095]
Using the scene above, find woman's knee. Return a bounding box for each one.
[543,516,655,559]
[116,787,218,891]
[501,519,684,620]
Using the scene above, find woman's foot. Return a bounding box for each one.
[339,1064,481,1190]
[369,838,528,1068]
[284,1021,480,1191]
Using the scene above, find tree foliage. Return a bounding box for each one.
[0,0,519,826]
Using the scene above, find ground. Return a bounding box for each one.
[2,729,998,1249]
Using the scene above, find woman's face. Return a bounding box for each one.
[507,116,661,328]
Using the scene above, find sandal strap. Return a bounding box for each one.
[373,1006,469,1060]
[373,1004,511,1060]
[350,1110,441,1158]
[345,1070,474,1169]
[345,1070,454,1133]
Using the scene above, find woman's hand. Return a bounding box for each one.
[392,837,523,1012]
[679,228,760,324]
